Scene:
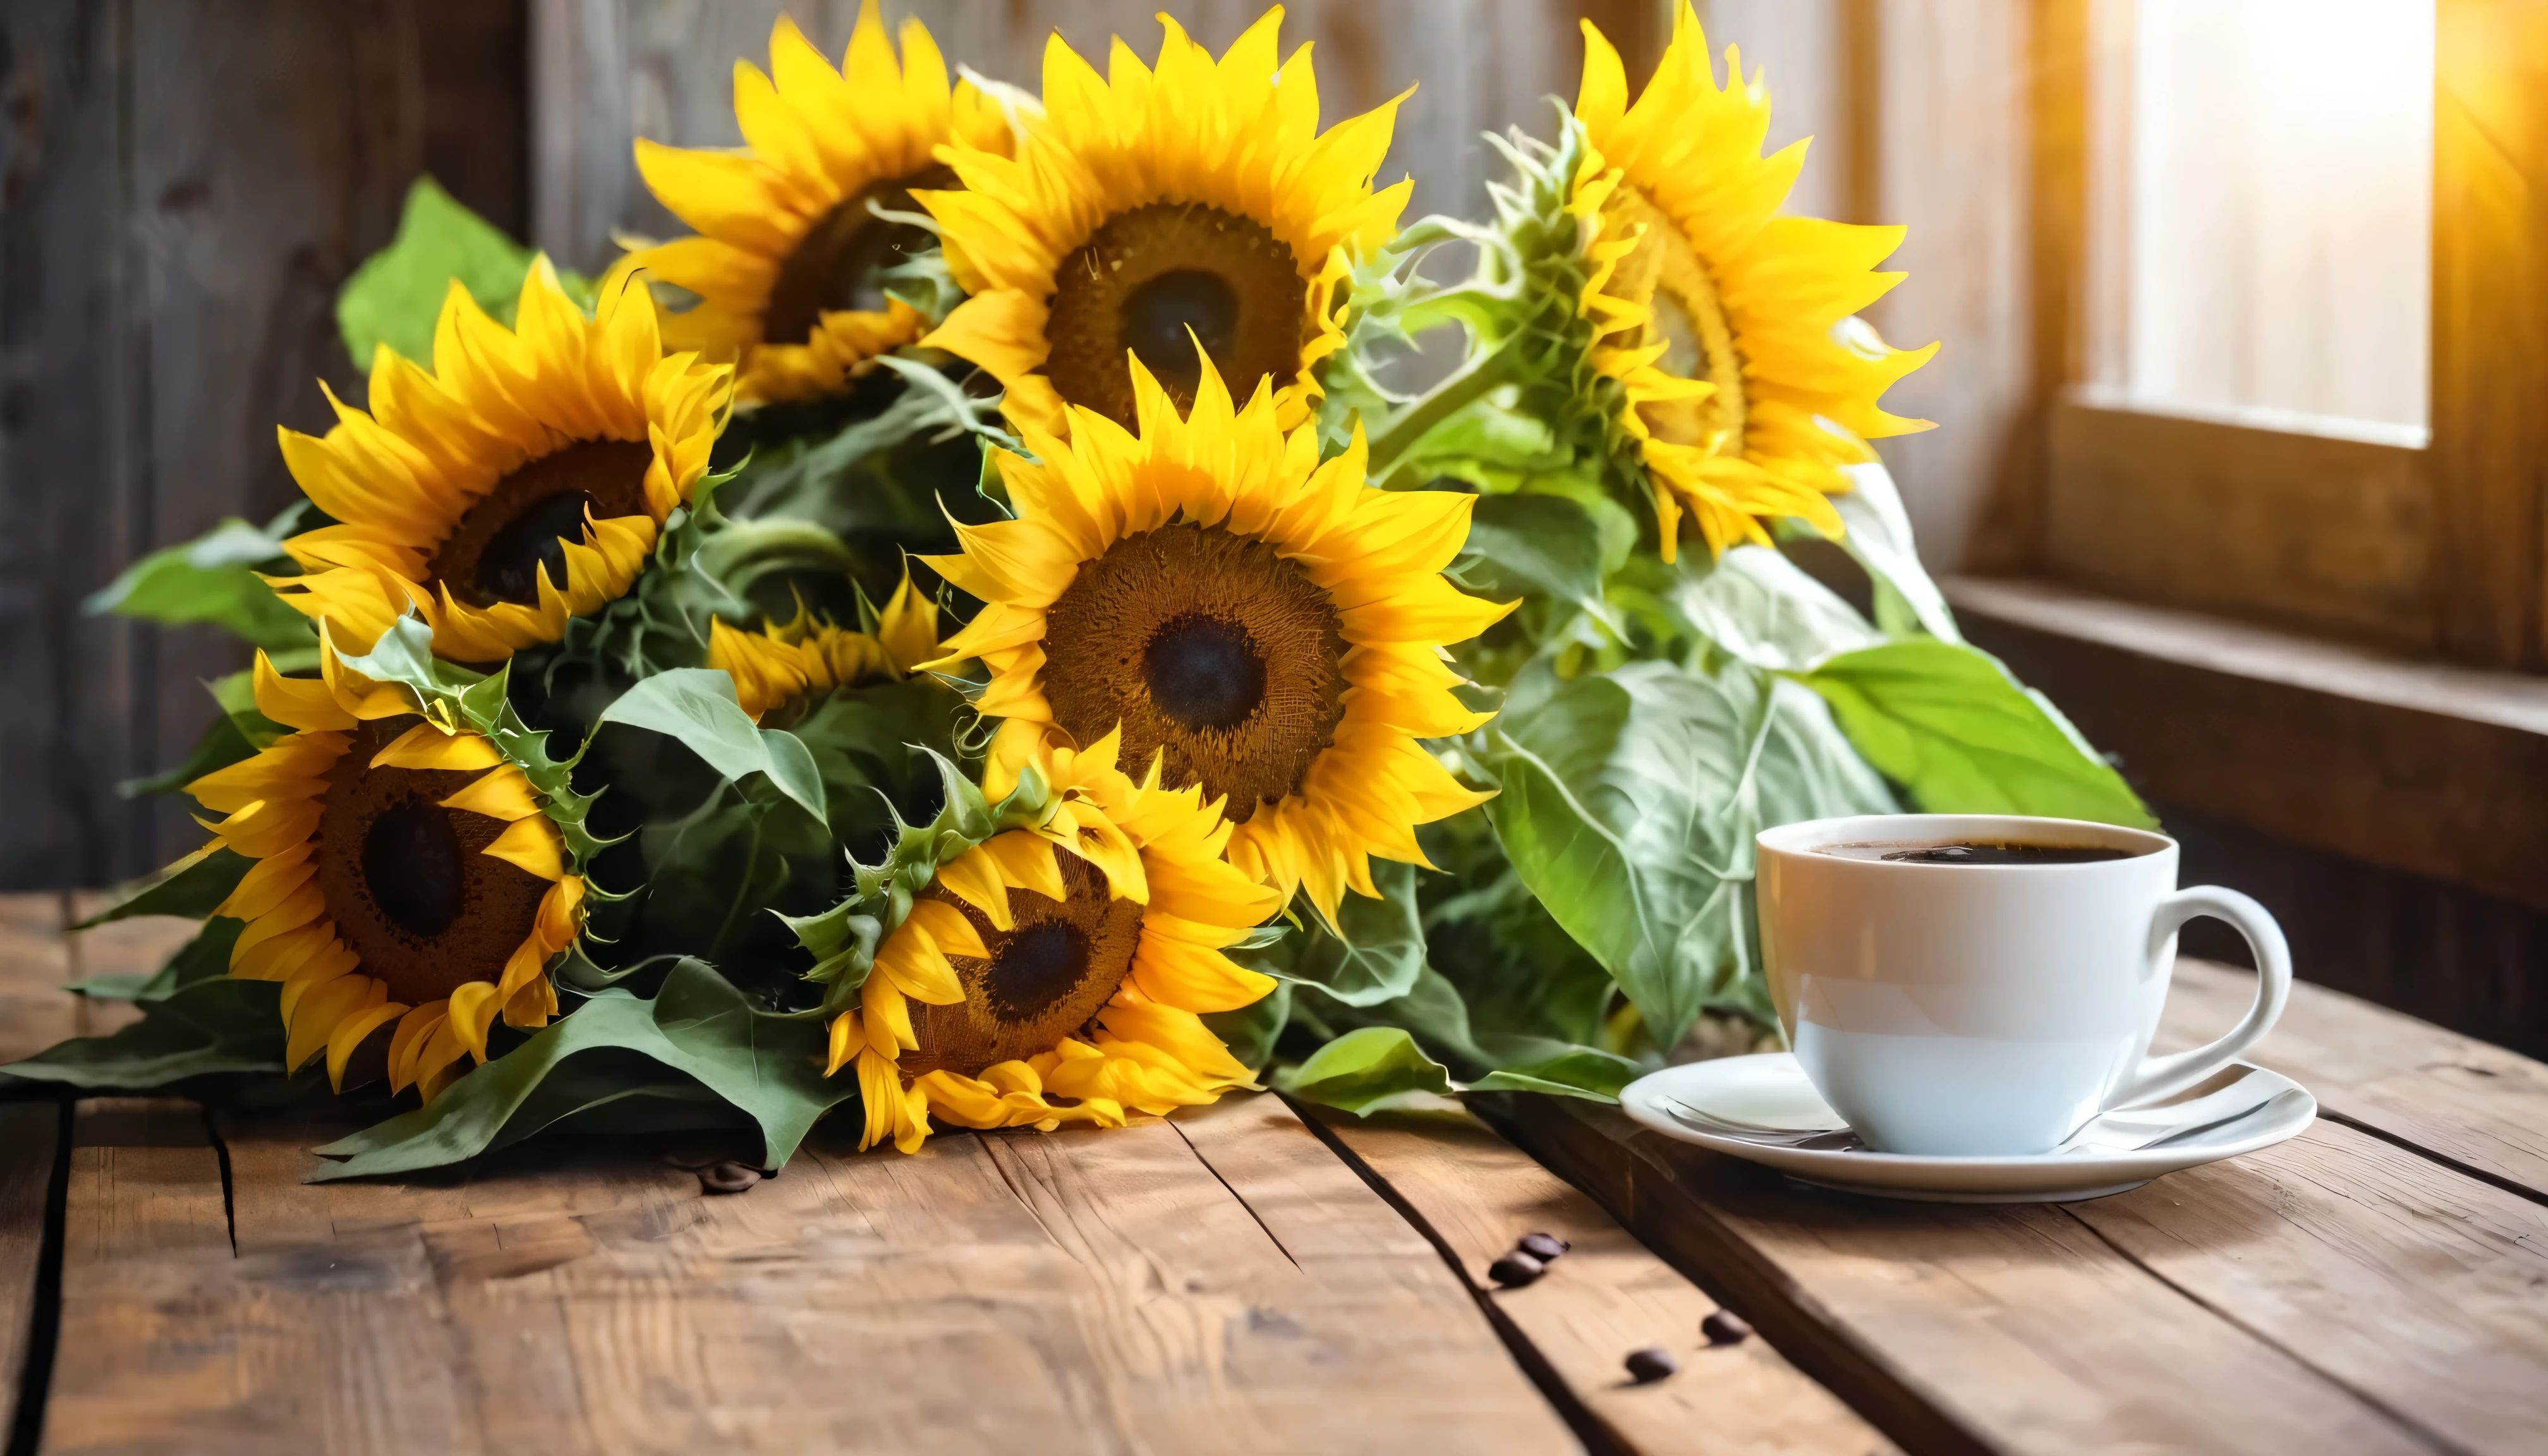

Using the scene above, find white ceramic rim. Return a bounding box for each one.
[1617,1058,2315,1193]
[1756,812,2176,869]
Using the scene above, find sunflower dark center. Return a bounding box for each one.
[985,923,1092,1024]
[361,800,464,938]
[1610,185,1748,455]
[315,717,551,1006]
[1044,523,1346,823]
[478,490,593,607]
[764,166,952,346]
[1122,270,1240,397]
[1044,203,1309,426]
[1144,614,1266,731]
[900,855,1145,1079]
[427,439,655,610]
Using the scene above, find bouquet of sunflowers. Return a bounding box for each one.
[5,4,2147,1174]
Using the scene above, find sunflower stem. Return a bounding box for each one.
[1362,334,1527,486]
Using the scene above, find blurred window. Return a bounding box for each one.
[2087,0,2434,442]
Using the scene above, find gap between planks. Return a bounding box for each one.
[1299,1095,1895,1456]
[24,1089,1588,1456]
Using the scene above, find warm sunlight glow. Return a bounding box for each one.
[2093,0,2433,434]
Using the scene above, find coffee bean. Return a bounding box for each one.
[1701,1308,1752,1345]
[1517,1232,1569,1261]
[1488,1251,1545,1287]
[698,1161,762,1195]
[1624,1347,1680,1383]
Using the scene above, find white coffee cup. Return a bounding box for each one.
[1754,813,2291,1157]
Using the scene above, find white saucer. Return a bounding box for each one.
[1618,1053,2315,1203]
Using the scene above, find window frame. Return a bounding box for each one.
[2008,0,2548,669]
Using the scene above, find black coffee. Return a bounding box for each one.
[1816,840,2135,866]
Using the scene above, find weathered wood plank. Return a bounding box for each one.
[533,1,1663,270]
[39,1088,1574,1454]
[1312,1099,1898,1456]
[2164,956,2548,1199]
[0,894,76,1065]
[63,891,193,1041]
[2072,1117,2548,1456]
[1496,1093,2434,1456]
[1,1102,62,1445]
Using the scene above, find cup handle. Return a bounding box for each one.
[2102,886,2292,1110]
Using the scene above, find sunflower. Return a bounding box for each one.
[271,258,731,660]
[1572,4,1936,561]
[707,567,943,722]
[828,728,1283,1153]
[917,6,1410,439]
[187,638,583,1102]
[628,2,1015,404]
[926,358,1507,920]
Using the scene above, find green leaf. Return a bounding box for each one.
[1201,983,1292,1072]
[337,176,588,371]
[1467,1046,1640,1100]
[596,669,829,826]
[75,847,252,928]
[119,710,258,799]
[1453,492,1620,634]
[68,918,243,1003]
[0,976,283,1088]
[1677,545,1882,673]
[310,959,850,1179]
[205,667,294,749]
[1484,659,1895,1045]
[1234,860,1428,1008]
[1830,462,1962,642]
[83,514,313,651]
[1272,1026,1455,1115]
[1800,640,2154,827]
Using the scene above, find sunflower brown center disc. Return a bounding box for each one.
[1044,203,1308,425]
[428,439,655,609]
[901,853,1143,1078]
[1044,522,1346,823]
[1608,185,1747,453]
[764,166,954,345]
[314,716,548,1005]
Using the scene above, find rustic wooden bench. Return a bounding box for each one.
[3,891,2542,1453]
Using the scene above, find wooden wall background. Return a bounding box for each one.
[1,0,2034,887]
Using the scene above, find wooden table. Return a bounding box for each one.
[3,892,2543,1455]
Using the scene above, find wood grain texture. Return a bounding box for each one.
[2431,0,2548,668]
[1852,0,2028,573]
[0,1103,61,1445]
[2071,1117,2548,1456]
[36,1088,1576,1455]
[2165,957,2548,1200]
[1494,1093,2436,1456]
[2043,397,2435,649]
[1313,1100,1897,1456]
[533,0,1663,271]
[0,894,78,1066]
[0,0,527,891]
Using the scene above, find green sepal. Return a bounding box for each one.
[334,616,612,870]
[306,958,851,1179]
[780,750,1060,1014]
